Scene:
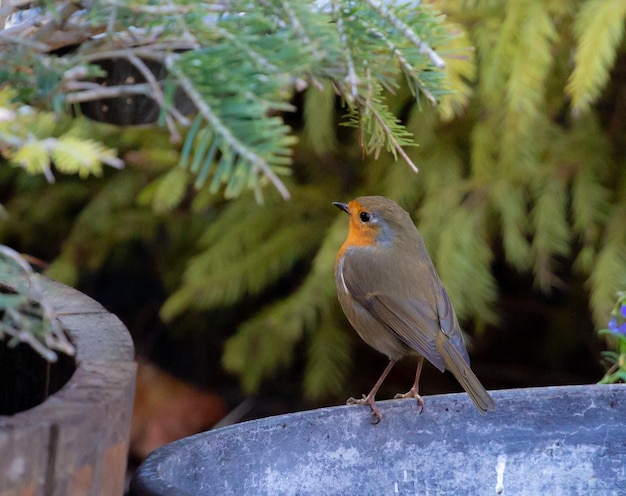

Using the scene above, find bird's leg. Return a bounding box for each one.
[347,359,397,423]
[394,355,425,413]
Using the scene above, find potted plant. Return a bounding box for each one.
[0,249,136,494]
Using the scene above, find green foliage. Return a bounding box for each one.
[343,82,418,166]
[589,199,626,329]
[161,185,337,319]
[46,169,160,285]
[567,0,626,114]
[437,23,475,121]
[0,247,74,361]
[1,0,455,200]
[530,176,571,292]
[138,167,190,214]
[436,205,497,325]
[2,0,626,403]
[428,0,626,333]
[0,88,122,181]
[121,0,626,402]
[222,216,349,397]
[598,292,626,384]
[304,319,352,399]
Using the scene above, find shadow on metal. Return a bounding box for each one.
[130,384,626,496]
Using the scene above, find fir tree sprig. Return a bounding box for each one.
[364,0,446,69]
[567,0,626,115]
[1,0,453,199]
[0,88,123,181]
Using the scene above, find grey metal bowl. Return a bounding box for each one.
[131,384,626,495]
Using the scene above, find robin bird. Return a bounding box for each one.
[334,196,495,422]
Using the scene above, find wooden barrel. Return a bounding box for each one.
[0,275,136,496]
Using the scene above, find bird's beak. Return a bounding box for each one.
[332,202,350,214]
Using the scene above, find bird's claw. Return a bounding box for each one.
[394,388,425,414]
[346,394,368,406]
[346,394,383,423]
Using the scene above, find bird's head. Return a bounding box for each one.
[333,195,412,248]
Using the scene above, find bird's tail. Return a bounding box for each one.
[437,334,496,414]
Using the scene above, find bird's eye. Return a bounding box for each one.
[359,211,371,223]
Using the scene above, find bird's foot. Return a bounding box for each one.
[346,394,382,423]
[346,394,368,406]
[394,388,424,414]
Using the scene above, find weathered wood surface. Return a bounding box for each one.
[0,275,136,496]
[132,383,626,496]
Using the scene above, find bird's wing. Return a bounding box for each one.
[341,250,446,371]
[435,287,470,365]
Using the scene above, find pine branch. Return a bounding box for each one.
[1,88,124,181]
[559,116,611,272]
[222,214,346,395]
[436,203,497,324]
[304,320,352,399]
[414,145,464,259]
[364,0,446,69]
[101,0,217,16]
[530,177,571,291]
[344,77,419,171]
[501,1,556,177]
[166,54,293,200]
[222,314,303,392]
[2,0,456,200]
[140,167,190,214]
[45,169,159,287]
[436,23,475,120]
[589,201,626,327]
[64,82,154,102]
[331,0,359,100]
[366,94,419,172]
[567,0,626,115]
[328,1,452,174]
[490,180,531,271]
[357,15,437,104]
[161,187,334,319]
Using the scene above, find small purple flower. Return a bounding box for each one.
[621,303,626,319]
[609,317,626,335]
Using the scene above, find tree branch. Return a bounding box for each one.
[64,82,155,103]
[364,0,446,69]
[332,0,359,101]
[165,54,291,200]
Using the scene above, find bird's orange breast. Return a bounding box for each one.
[336,215,379,263]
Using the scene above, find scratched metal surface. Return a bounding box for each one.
[131,384,626,496]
